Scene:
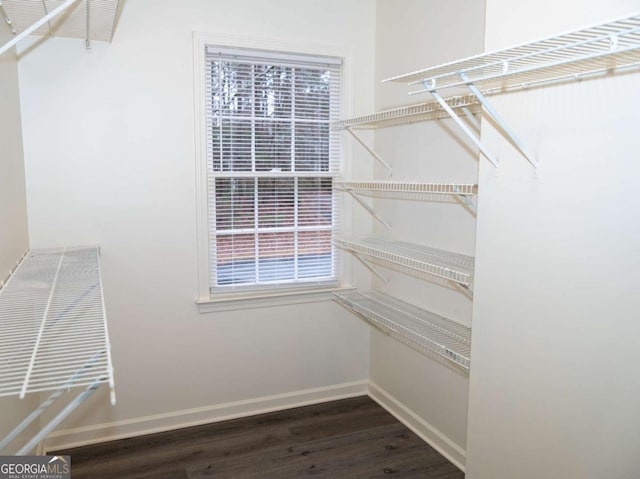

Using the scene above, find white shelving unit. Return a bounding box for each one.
[335,237,474,294]
[335,13,640,381]
[0,0,122,56]
[333,27,482,354]
[334,290,471,371]
[0,246,115,455]
[384,13,640,170]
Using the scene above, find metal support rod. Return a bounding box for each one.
[0,0,81,57]
[425,83,500,168]
[95,247,116,406]
[350,251,387,282]
[0,249,28,292]
[41,0,53,35]
[347,191,391,230]
[452,186,476,215]
[85,0,91,51]
[460,73,539,170]
[345,127,393,175]
[0,352,105,452]
[461,106,481,131]
[17,380,103,455]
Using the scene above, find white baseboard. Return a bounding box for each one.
[44,379,466,473]
[43,380,368,452]
[367,381,466,472]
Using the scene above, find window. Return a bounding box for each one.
[203,46,342,295]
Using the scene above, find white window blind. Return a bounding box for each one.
[205,47,342,292]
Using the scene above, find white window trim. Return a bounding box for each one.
[193,31,355,311]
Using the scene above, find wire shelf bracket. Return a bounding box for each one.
[349,250,388,283]
[461,74,539,169]
[452,185,477,215]
[345,190,391,230]
[426,83,502,169]
[345,127,393,175]
[0,246,115,454]
[424,77,537,169]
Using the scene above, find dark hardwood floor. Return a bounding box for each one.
[54,396,464,478]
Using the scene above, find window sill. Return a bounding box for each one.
[196,286,355,313]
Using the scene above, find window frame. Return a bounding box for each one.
[193,32,354,311]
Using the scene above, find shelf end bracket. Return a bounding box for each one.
[452,185,477,215]
[451,281,473,300]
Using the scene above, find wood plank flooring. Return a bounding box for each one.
[53,396,464,478]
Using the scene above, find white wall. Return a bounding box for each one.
[0,28,35,455]
[17,0,375,449]
[0,37,29,282]
[369,0,485,468]
[466,1,640,478]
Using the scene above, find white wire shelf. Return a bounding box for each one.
[333,95,481,130]
[385,13,640,94]
[335,236,474,287]
[334,290,471,371]
[0,246,114,399]
[336,180,477,196]
[1,0,121,41]
[0,0,121,56]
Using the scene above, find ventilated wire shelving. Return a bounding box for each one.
[333,94,481,130]
[335,236,474,289]
[336,181,478,221]
[385,13,640,93]
[0,246,115,454]
[334,290,471,371]
[0,0,122,56]
[336,180,477,196]
[376,13,640,170]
